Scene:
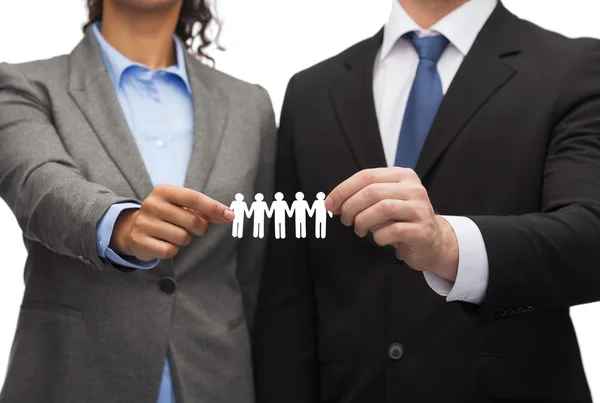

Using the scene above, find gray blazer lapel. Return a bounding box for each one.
[68,31,155,200]
[183,55,229,194]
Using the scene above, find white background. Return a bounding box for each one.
[0,0,599,397]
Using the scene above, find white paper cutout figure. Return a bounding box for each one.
[247,193,273,238]
[270,192,293,239]
[230,193,249,238]
[290,192,313,238]
[230,191,332,239]
[310,192,334,239]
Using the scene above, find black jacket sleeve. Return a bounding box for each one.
[469,40,600,323]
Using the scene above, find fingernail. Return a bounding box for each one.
[325,197,333,211]
[224,209,235,220]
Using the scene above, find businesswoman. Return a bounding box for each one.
[0,1,275,402]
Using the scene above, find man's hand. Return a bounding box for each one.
[110,185,235,262]
[325,168,459,281]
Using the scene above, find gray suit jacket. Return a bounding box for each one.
[0,29,276,403]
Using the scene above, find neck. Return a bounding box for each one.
[397,0,470,28]
[100,1,182,70]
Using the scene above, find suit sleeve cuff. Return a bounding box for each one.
[104,246,159,270]
[423,216,489,305]
[96,202,158,270]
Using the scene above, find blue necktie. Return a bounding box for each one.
[395,33,449,169]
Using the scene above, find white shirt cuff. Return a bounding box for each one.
[422,215,489,305]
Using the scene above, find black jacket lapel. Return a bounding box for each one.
[330,30,388,171]
[415,3,521,179]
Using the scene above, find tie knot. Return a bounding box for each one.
[403,32,449,63]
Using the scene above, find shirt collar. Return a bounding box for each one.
[91,22,192,94]
[380,0,498,62]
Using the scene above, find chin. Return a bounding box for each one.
[113,0,181,12]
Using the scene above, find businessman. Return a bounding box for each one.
[254,0,600,402]
[0,0,275,402]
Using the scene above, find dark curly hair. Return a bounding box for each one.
[84,0,222,62]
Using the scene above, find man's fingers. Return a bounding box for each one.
[157,185,234,222]
[353,200,417,237]
[369,220,396,234]
[339,183,415,226]
[372,222,420,247]
[325,167,418,213]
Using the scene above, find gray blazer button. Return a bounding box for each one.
[388,343,404,360]
[159,278,177,295]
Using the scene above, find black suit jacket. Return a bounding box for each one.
[253,4,600,403]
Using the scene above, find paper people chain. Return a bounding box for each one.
[230,192,333,239]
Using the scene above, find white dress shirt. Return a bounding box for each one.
[373,0,498,304]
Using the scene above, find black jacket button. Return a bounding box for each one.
[388,343,404,360]
[159,278,177,294]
